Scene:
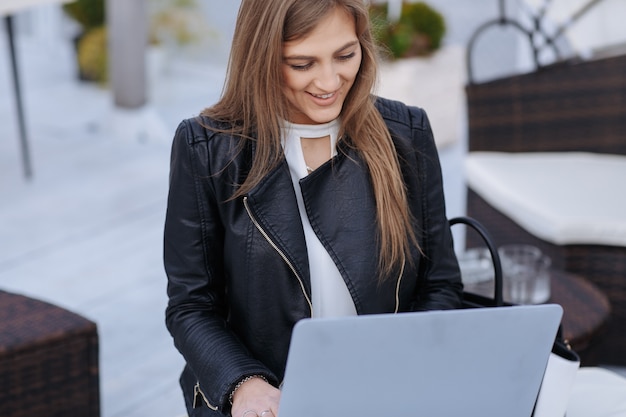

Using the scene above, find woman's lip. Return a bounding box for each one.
[307,90,339,106]
[310,92,335,99]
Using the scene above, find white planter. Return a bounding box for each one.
[376,45,466,149]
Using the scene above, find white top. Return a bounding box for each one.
[281,119,357,318]
[465,151,626,246]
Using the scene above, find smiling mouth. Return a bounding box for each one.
[310,92,335,99]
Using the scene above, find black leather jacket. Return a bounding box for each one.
[164,97,463,416]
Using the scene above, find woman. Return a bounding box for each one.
[164,0,463,416]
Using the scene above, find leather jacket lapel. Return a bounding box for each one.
[245,160,312,296]
[245,144,407,315]
[300,150,399,314]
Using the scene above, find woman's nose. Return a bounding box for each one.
[313,64,341,91]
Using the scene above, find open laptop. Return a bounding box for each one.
[279,304,562,417]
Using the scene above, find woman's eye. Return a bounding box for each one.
[290,63,313,71]
[337,52,356,61]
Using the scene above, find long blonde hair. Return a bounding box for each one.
[203,0,418,280]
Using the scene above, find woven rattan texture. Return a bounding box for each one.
[0,290,100,417]
[467,190,625,366]
[466,54,626,155]
[465,52,626,366]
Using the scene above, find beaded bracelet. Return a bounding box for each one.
[229,375,268,405]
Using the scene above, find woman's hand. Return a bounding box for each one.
[231,377,281,417]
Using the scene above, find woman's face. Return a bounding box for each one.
[282,7,362,125]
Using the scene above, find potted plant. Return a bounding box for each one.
[62,0,105,32]
[62,0,107,83]
[369,2,465,150]
[76,26,108,85]
[369,1,446,59]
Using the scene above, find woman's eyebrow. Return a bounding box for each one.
[284,40,359,60]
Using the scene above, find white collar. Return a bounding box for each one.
[281,118,341,139]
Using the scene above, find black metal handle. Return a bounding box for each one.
[449,216,504,306]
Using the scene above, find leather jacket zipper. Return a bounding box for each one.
[193,382,218,411]
[243,197,313,315]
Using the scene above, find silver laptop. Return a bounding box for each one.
[279,304,562,417]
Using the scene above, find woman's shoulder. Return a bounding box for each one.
[374,96,431,132]
[174,115,235,144]
[171,116,248,170]
[374,96,437,158]
[171,115,250,174]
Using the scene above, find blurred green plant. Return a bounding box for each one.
[369,1,446,59]
[77,26,108,85]
[62,0,105,31]
[63,0,211,83]
[148,0,208,47]
[63,0,107,83]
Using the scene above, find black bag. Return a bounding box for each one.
[450,216,580,417]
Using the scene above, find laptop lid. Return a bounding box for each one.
[279,304,562,417]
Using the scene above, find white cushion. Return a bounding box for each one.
[465,152,626,246]
[566,367,626,417]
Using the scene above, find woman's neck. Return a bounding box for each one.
[283,118,340,173]
[300,135,331,172]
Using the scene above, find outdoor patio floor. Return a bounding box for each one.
[0,32,220,416]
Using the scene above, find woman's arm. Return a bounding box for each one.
[164,119,277,414]
[408,107,464,310]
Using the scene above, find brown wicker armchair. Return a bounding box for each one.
[0,290,100,417]
[466,54,626,155]
[464,53,626,366]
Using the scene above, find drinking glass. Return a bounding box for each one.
[499,244,542,305]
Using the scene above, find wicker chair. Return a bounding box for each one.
[464,53,626,366]
[0,290,100,417]
[466,54,626,155]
